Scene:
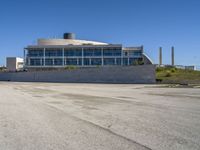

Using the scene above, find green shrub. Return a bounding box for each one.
[132,60,144,65]
[64,65,78,70]
[165,71,172,77]
[171,68,176,73]
[156,67,163,72]
[95,65,100,67]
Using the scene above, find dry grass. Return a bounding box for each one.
[156,67,200,84]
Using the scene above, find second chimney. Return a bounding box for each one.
[159,47,162,66]
[171,46,175,66]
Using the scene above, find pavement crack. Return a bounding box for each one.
[47,104,152,150]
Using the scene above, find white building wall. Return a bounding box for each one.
[6,57,24,71]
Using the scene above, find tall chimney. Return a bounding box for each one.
[171,46,174,66]
[159,47,162,66]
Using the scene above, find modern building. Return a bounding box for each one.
[24,33,153,68]
[0,34,156,83]
[175,65,196,70]
[6,57,24,71]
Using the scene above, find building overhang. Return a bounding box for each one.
[123,46,143,51]
[25,44,123,50]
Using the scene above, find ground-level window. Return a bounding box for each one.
[116,58,121,65]
[54,58,63,66]
[123,58,128,65]
[91,58,102,65]
[30,58,42,66]
[104,58,115,65]
[45,59,53,66]
[66,58,77,65]
[84,58,90,66]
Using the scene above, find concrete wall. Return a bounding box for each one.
[0,65,156,84]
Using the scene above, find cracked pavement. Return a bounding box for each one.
[0,82,200,150]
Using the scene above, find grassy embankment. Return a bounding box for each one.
[156,67,200,84]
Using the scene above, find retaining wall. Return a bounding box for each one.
[0,65,156,84]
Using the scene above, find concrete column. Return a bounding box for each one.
[53,59,55,66]
[82,48,84,66]
[77,58,79,66]
[40,59,42,66]
[127,51,130,66]
[115,58,117,65]
[121,50,123,66]
[89,58,91,66]
[23,49,26,66]
[43,48,46,66]
[64,58,66,66]
[128,57,130,66]
[62,48,65,66]
[101,48,104,66]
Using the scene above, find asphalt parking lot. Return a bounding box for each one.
[0,82,200,150]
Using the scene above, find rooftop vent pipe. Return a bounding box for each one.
[63,33,76,39]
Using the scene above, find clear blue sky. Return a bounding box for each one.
[0,0,200,66]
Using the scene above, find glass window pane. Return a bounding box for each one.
[84,58,90,65]
[123,58,128,65]
[103,49,121,56]
[78,58,82,65]
[84,49,102,56]
[116,58,121,65]
[104,58,115,65]
[91,58,102,65]
[65,49,82,56]
[45,49,62,57]
[128,50,142,57]
[66,58,77,65]
[45,59,53,66]
[30,58,42,66]
[54,58,63,66]
[28,49,44,57]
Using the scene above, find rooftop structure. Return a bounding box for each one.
[24,33,153,68]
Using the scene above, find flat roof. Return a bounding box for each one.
[25,44,123,49]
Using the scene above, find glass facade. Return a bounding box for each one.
[25,46,143,67]
[78,58,82,66]
[30,58,42,66]
[54,58,63,66]
[104,58,115,65]
[65,49,82,57]
[84,58,90,66]
[128,51,142,57]
[103,49,121,56]
[129,58,137,65]
[45,59,53,66]
[91,58,102,65]
[84,49,101,56]
[28,49,43,57]
[123,58,128,66]
[45,49,62,57]
[116,58,121,65]
[66,58,77,65]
